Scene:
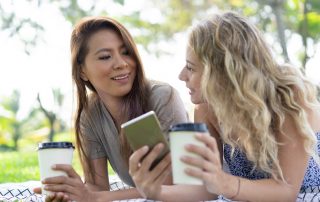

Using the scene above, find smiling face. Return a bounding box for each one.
[178,46,204,104]
[81,28,137,100]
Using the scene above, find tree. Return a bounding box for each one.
[2,0,319,68]
[0,90,29,150]
[37,88,65,142]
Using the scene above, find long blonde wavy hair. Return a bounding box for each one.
[189,11,319,180]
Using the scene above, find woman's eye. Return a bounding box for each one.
[99,55,111,60]
[185,65,194,72]
[122,49,130,55]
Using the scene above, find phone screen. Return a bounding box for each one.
[121,111,170,170]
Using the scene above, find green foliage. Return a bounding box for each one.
[1,0,319,66]
[0,3,44,55]
[57,0,94,25]
[307,12,320,38]
[0,131,115,183]
[0,90,49,150]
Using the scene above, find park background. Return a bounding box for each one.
[0,0,320,183]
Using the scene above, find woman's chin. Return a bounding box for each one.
[190,97,202,104]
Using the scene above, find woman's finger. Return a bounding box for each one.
[141,143,165,172]
[185,143,216,163]
[33,187,42,194]
[51,192,68,202]
[195,133,218,153]
[184,166,203,180]
[129,146,149,175]
[153,162,172,185]
[52,164,80,179]
[44,184,76,195]
[45,193,56,202]
[149,153,171,180]
[42,175,70,185]
[181,155,214,172]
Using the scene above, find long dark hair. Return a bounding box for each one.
[71,16,150,182]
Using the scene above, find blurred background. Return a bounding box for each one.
[0,0,319,182]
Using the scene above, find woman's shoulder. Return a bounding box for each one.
[147,79,185,112]
[80,94,101,121]
[149,80,174,94]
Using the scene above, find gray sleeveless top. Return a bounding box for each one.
[80,81,189,186]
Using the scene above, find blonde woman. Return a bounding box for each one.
[129,11,320,201]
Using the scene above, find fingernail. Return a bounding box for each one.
[142,146,149,152]
[51,164,56,169]
[157,143,163,149]
[184,168,191,173]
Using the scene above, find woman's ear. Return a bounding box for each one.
[80,67,89,81]
[80,72,88,81]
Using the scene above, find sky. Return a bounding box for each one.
[0,0,319,124]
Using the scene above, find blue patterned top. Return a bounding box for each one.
[224,132,320,192]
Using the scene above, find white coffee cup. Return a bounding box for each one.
[37,142,74,195]
[169,123,208,185]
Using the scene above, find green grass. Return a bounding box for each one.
[0,151,42,182]
[0,131,115,183]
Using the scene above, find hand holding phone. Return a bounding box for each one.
[121,111,170,170]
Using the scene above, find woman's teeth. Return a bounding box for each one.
[112,74,128,80]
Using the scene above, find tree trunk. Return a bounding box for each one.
[37,93,57,142]
[271,0,290,62]
[48,119,55,142]
[301,0,309,71]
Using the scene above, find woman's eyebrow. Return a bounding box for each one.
[186,60,196,66]
[94,48,111,55]
[94,44,126,55]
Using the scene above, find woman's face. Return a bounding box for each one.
[179,46,204,104]
[81,29,137,99]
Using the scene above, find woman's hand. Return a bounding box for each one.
[181,133,227,195]
[40,164,94,202]
[129,143,171,199]
[33,181,70,202]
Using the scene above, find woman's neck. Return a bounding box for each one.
[98,93,124,129]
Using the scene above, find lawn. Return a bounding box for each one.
[0,131,115,183]
[0,150,82,183]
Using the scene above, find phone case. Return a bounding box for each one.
[121,111,170,170]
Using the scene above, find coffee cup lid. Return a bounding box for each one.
[38,142,75,150]
[169,123,208,132]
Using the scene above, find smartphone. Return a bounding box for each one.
[121,111,170,170]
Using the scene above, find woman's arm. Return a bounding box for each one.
[230,114,310,202]
[184,112,312,202]
[85,157,145,200]
[84,157,109,191]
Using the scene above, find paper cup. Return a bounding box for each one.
[169,123,208,185]
[37,142,74,195]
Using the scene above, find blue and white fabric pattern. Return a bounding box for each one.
[224,132,320,193]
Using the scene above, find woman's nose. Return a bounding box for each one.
[178,68,187,81]
[114,56,128,69]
